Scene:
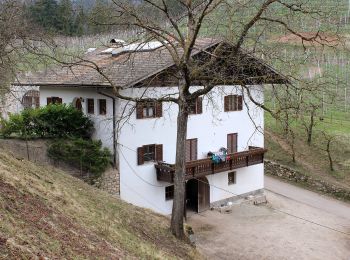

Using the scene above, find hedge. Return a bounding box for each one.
[1,104,94,139]
[47,138,112,183]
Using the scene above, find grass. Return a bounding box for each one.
[265,111,350,190]
[0,152,200,259]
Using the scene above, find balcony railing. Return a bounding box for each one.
[155,147,267,183]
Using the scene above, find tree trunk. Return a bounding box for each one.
[289,130,296,163]
[307,109,315,145]
[326,140,334,171]
[171,100,188,239]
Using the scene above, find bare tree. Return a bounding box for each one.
[320,130,335,172]
[0,0,51,111]
[24,0,340,239]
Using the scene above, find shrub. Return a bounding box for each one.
[0,104,93,139]
[47,138,112,183]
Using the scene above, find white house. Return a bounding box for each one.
[11,38,286,215]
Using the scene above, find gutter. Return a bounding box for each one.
[98,91,117,168]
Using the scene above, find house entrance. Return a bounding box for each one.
[185,177,210,213]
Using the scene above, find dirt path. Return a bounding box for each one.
[188,191,350,260]
[265,175,350,221]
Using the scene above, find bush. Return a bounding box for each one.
[47,138,112,183]
[1,104,93,139]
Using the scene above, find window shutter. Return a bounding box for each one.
[238,96,243,111]
[47,97,52,105]
[224,96,229,112]
[233,134,237,153]
[136,102,143,119]
[155,102,163,117]
[227,135,232,154]
[137,147,144,165]
[186,140,191,162]
[197,97,203,114]
[192,139,198,160]
[227,134,237,153]
[155,144,163,161]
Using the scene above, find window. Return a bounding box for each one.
[99,99,107,115]
[227,133,238,154]
[87,99,94,114]
[186,139,198,162]
[22,90,40,109]
[228,171,236,185]
[47,97,62,105]
[165,185,174,200]
[188,97,203,115]
[224,95,243,112]
[143,144,155,162]
[137,144,163,165]
[143,102,155,118]
[136,101,162,119]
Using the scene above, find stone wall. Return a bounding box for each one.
[265,160,350,202]
[0,138,120,196]
[0,138,50,164]
[95,167,120,196]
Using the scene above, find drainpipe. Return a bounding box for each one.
[98,91,117,168]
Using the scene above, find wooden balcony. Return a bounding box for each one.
[155,147,267,183]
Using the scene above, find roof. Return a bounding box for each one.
[14,38,287,88]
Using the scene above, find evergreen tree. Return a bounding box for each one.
[57,0,74,36]
[89,0,114,34]
[74,5,87,36]
[29,0,59,33]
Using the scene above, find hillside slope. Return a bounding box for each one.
[265,129,350,200]
[0,152,199,259]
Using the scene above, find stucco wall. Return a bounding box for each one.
[19,84,265,215]
[1,85,39,120]
[118,85,265,214]
[39,87,115,152]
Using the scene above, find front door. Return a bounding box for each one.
[186,177,210,213]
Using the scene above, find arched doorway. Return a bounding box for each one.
[186,177,210,213]
[73,97,82,111]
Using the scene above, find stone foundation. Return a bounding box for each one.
[210,189,264,208]
[96,167,120,196]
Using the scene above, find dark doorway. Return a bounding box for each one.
[185,177,210,213]
[186,179,198,212]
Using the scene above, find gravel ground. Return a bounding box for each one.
[187,190,350,260]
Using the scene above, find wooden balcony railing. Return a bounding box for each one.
[155,147,267,183]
